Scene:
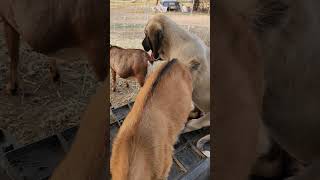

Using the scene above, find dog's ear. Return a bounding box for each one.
[151,29,163,54]
[142,35,151,51]
[156,29,163,48]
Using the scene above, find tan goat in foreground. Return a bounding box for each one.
[110,59,194,180]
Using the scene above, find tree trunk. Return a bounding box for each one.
[193,0,200,11]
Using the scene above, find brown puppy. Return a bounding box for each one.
[110,59,193,180]
[50,81,108,180]
[214,0,320,180]
[0,0,108,95]
[110,45,154,92]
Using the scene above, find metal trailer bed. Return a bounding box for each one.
[0,101,210,180]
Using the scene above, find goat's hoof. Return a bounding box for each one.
[5,83,18,96]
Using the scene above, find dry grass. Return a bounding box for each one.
[0,33,99,144]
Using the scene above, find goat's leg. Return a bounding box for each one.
[136,75,145,87]
[4,20,20,95]
[49,59,60,82]
[111,69,116,92]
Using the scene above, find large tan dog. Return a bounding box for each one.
[214,0,320,180]
[142,14,210,134]
[50,81,108,180]
[0,0,108,95]
[110,59,193,180]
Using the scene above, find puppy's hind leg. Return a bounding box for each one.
[4,20,20,95]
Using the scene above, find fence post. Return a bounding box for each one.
[191,0,194,14]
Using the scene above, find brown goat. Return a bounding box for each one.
[110,45,154,92]
[50,81,108,180]
[110,59,193,180]
[0,0,108,95]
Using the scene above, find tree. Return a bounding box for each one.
[193,0,200,11]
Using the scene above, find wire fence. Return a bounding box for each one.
[110,0,210,49]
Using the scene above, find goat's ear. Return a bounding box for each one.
[189,59,201,72]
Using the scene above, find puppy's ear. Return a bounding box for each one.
[156,29,163,48]
[156,29,163,44]
[152,29,163,53]
[189,59,201,72]
[142,36,151,51]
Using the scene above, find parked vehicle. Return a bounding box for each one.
[160,0,181,11]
